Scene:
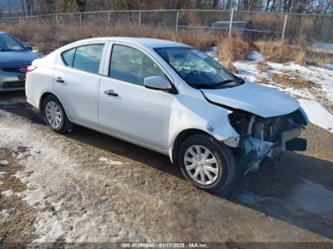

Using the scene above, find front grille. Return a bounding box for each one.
[1,65,29,73]
[2,81,25,89]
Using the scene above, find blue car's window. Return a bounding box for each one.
[109,44,165,86]
[72,44,104,74]
[0,33,25,51]
[61,48,75,66]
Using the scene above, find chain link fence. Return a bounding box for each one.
[1,9,332,45]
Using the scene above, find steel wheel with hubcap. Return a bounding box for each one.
[45,101,63,129]
[184,145,219,185]
[42,95,73,133]
[178,134,236,195]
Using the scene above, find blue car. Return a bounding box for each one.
[0,32,39,92]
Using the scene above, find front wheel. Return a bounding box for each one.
[42,95,73,133]
[178,134,236,195]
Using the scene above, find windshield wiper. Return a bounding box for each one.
[189,83,213,89]
[213,78,245,88]
[216,79,234,86]
[189,78,244,89]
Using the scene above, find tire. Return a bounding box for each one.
[178,134,236,195]
[42,95,73,134]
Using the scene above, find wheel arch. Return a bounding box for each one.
[39,92,72,122]
[39,92,54,111]
[171,128,218,164]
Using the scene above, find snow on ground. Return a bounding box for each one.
[298,99,333,131]
[311,41,333,54]
[231,50,333,133]
[266,61,333,100]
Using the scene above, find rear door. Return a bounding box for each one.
[53,43,105,127]
[99,44,175,152]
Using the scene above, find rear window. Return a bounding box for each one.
[61,44,104,74]
[61,48,75,66]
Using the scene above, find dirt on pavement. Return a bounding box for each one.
[0,92,333,246]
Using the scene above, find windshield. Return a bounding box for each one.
[0,34,26,52]
[155,47,243,89]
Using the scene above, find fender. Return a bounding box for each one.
[167,95,240,161]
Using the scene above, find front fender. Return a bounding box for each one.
[168,95,240,161]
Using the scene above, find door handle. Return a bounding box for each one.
[55,77,65,83]
[104,89,118,97]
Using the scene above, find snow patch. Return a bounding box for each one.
[98,156,122,166]
[299,99,333,131]
[2,189,14,197]
[0,209,10,219]
[0,160,9,166]
[311,41,333,54]
[246,50,264,62]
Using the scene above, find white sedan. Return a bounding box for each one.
[25,37,308,194]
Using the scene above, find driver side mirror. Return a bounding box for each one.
[144,76,172,91]
[25,44,33,50]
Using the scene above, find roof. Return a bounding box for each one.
[75,37,190,49]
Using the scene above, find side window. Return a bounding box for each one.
[72,44,104,74]
[109,44,165,86]
[61,48,75,66]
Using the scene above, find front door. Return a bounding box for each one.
[99,44,175,152]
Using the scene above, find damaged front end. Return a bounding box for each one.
[229,109,308,174]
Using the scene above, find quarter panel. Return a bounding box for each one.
[25,60,55,110]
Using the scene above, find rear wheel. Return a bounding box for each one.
[42,95,73,133]
[178,134,236,195]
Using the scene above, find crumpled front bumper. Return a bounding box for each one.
[239,126,307,174]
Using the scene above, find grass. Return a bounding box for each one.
[218,35,251,71]
[1,20,331,67]
[0,20,218,54]
[255,40,333,65]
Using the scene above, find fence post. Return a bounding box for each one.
[228,8,234,38]
[108,11,111,24]
[79,13,82,27]
[281,13,288,42]
[176,10,179,32]
[138,10,142,26]
[55,14,59,24]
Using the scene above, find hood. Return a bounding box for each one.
[0,50,39,66]
[202,81,300,118]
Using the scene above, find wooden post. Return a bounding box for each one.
[176,10,179,32]
[228,8,234,38]
[281,13,288,42]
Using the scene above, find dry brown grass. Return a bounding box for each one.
[255,40,296,63]
[271,71,318,89]
[255,40,333,65]
[0,20,218,54]
[218,35,251,71]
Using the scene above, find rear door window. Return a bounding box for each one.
[72,44,104,74]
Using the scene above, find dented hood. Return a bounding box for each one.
[202,81,300,118]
